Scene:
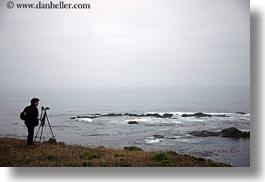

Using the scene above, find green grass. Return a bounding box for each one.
[151,152,176,167]
[81,150,104,160]
[151,152,168,161]
[0,138,231,167]
[123,146,143,151]
[81,161,94,167]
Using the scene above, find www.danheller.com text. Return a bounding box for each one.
[6,1,91,9]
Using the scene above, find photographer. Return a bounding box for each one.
[22,98,39,146]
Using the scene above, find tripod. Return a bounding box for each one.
[34,107,55,142]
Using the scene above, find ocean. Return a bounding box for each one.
[0,86,250,166]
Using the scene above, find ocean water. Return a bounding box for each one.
[0,86,250,166]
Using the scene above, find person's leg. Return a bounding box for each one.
[27,125,34,145]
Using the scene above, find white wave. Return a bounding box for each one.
[125,117,182,124]
[144,137,163,144]
[158,128,169,131]
[240,129,250,132]
[177,138,202,143]
[125,118,153,123]
[172,112,197,115]
[172,120,183,124]
[171,136,182,139]
[240,116,250,120]
[76,118,93,123]
[208,112,233,115]
[180,117,208,122]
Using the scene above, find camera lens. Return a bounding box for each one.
[41,106,50,110]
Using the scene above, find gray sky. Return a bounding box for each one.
[0,0,249,89]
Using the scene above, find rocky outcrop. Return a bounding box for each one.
[220,127,250,138]
[124,113,174,118]
[162,113,174,118]
[128,121,139,124]
[102,113,123,117]
[181,112,229,118]
[182,112,212,118]
[145,113,164,118]
[71,112,230,120]
[235,112,247,114]
[124,113,141,117]
[189,127,250,139]
[71,112,174,120]
[241,131,250,138]
[153,135,164,139]
[212,114,230,117]
[70,115,98,119]
[220,127,242,138]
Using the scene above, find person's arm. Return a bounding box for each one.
[35,108,39,120]
[36,108,39,120]
[32,107,39,124]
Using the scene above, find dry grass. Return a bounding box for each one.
[0,138,230,167]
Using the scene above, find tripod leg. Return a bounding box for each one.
[34,109,44,142]
[46,114,55,139]
[34,124,42,142]
[39,109,43,122]
[40,124,44,142]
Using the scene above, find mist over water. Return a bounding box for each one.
[0,85,250,114]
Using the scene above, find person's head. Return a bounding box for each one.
[31,98,39,107]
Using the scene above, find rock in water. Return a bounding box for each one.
[220,127,242,138]
[182,112,212,117]
[153,135,164,138]
[189,127,250,139]
[103,113,123,117]
[212,114,230,117]
[241,131,250,138]
[124,113,141,117]
[128,121,139,124]
[71,115,98,119]
[162,113,174,118]
[145,113,164,118]
[193,112,212,117]
[235,112,247,114]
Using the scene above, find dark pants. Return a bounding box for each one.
[26,125,35,145]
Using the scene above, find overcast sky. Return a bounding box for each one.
[0,0,249,89]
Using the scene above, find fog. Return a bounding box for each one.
[0,0,249,89]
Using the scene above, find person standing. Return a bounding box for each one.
[22,98,39,146]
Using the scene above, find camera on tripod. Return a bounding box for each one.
[41,106,50,111]
[35,106,55,142]
[40,106,49,126]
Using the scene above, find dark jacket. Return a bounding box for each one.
[24,105,39,127]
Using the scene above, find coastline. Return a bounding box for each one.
[0,138,230,167]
